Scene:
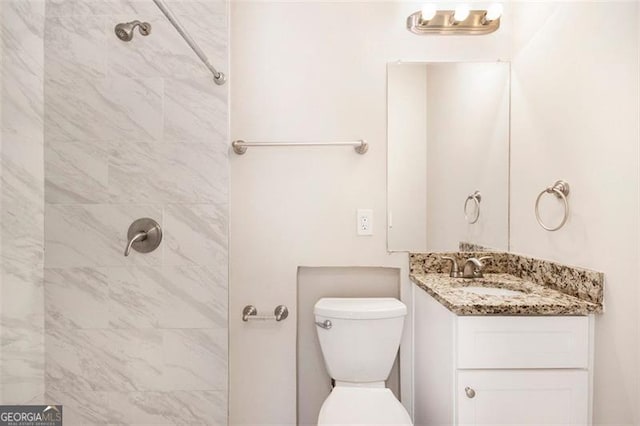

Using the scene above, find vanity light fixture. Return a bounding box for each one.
[407,3,502,35]
[453,4,470,23]
[421,3,437,22]
[484,3,503,22]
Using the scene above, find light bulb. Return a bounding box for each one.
[453,4,470,22]
[485,3,503,21]
[421,3,437,21]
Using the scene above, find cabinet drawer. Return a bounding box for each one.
[457,316,589,369]
[457,370,589,425]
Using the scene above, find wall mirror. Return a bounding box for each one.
[387,61,510,252]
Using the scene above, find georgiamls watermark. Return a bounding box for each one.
[0,406,62,426]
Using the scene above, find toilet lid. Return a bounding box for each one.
[318,387,413,426]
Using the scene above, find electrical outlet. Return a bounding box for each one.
[357,209,373,236]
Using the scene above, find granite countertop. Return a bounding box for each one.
[410,251,604,316]
[410,272,601,316]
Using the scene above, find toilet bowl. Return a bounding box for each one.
[314,298,413,426]
[318,387,412,425]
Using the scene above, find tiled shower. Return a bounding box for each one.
[1,0,229,423]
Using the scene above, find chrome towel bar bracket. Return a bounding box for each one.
[535,180,570,231]
[242,305,289,322]
[231,140,368,155]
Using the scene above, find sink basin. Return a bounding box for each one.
[460,286,525,297]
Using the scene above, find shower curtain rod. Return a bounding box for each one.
[152,0,226,85]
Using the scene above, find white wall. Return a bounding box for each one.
[510,2,639,424]
[232,2,640,425]
[230,2,510,424]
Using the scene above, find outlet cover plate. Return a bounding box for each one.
[357,209,373,236]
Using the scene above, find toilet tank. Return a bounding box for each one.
[314,298,407,383]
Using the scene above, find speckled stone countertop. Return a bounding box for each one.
[410,252,604,316]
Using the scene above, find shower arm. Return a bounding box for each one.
[151,0,226,85]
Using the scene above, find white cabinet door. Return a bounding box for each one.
[457,370,589,426]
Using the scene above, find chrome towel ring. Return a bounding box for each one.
[535,180,570,231]
[464,191,482,224]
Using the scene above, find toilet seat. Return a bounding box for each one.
[318,387,413,425]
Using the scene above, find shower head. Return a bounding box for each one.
[114,20,151,42]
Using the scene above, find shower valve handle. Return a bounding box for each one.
[124,231,147,256]
[124,218,162,257]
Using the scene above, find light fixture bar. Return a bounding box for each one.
[407,9,500,35]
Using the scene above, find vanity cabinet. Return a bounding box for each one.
[413,286,594,426]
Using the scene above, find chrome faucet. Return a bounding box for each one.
[462,256,492,278]
[442,256,492,279]
[441,256,463,278]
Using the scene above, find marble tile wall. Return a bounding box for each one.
[1,0,46,405]
[41,0,229,424]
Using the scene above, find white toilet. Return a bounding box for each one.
[314,297,413,425]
